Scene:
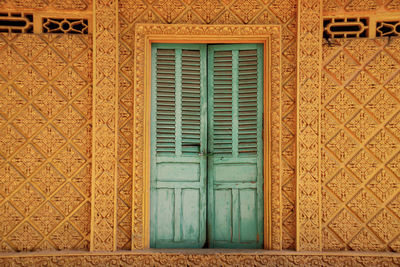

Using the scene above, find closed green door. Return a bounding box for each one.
[150,44,207,248]
[151,43,263,249]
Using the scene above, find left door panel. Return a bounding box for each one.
[150,44,207,248]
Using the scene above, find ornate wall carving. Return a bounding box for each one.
[0,1,93,34]
[118,0,297,251]
[321,38,400,252]
[0,0,92,11]
[323,0,400,14]
[90,0,118,251]
[1,251,399,266]
[0,33,92,252]
[0,0,398,257]
[296,0,322,251]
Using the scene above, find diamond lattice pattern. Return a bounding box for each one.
[0,33,92,252]
[322,38,400,252]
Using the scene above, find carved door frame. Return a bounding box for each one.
[132,24,282,249]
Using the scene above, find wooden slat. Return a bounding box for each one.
[182,49,201,154]
[238,49,258,154]
[156,48,176,154]
[213,50,233,155]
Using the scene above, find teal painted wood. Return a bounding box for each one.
[151,43,264,249]
[207,44,264,249]
[150,43,207,248]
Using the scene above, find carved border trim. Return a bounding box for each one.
[133,24,281,249]
[296,0,322,251]
[90,0,118,251]
[1,251,399,266]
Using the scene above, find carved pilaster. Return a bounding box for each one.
[296,0,322,251]
[91,0,118,251]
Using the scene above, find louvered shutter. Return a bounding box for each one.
[150,44,207,248]
[207,44,264,248]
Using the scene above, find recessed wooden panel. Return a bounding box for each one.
[157,163,200,182]
[214,164,257,182]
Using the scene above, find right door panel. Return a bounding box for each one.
[207,44,264,248]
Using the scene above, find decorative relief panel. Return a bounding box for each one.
[1,252,400,266]
[0,12,34,33]
[376,20,400,37]
[323,17,368,39]
[42,18,89,34]
[322,38,400,252]
[118,0,297,251]
[91,0,118,252]
[0,33,92,252]
[323,0,400,14]
[323,16,400,39]
[0,0,92,11]
[296,0,322,251]
[0,12,91,34]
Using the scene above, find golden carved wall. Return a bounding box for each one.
[0,0,400,261]
[117,0,298,251]
[322,38,400,252]
[0,33,93,252]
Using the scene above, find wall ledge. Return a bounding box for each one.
[1,250,399,266]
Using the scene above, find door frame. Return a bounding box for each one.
[133,24,282,250]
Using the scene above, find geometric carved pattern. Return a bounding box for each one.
[347,150,378,182]
[0,0,91,10]
[326,90,357,123]
[326,130,358,162]
[91,0,118,252]
[118,0,296,250]
[296,0,324,251]
[326,170,360,202]
[1,252,400,266]
[366,130,398,162]
[366,90,398,123]
[0,0,399,257]
[296,0,322,251]
[346,110,378,142]
[367,170,398,202]
[0,33,92,252]
[365,51,399,84]
[347,189,379,222]
[323,0,400,13]
[322,38,400,252]
[325,51,359,85]
[345,71,378,103]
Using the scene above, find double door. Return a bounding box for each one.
[150,43,264,248]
